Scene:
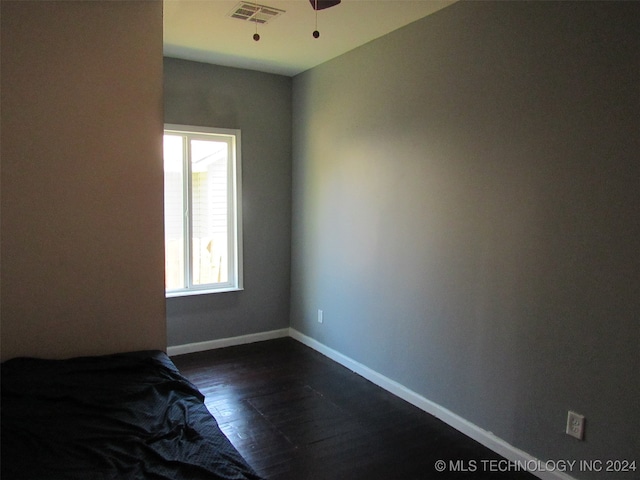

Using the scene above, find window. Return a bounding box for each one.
[164,125,242,296]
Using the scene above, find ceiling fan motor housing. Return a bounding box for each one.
[309,0,341,10]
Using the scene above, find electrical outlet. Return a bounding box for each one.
[566,411,585,440]
[317,309,323,324]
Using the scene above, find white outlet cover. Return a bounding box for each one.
[566,411,585,440]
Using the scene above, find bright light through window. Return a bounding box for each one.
[164,125,242,296]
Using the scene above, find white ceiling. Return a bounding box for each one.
[163,0,457,77]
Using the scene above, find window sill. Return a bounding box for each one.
[166,286,243,298]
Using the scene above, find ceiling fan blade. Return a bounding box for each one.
[309,0,341,10]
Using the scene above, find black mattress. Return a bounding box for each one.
[1,350,262,480]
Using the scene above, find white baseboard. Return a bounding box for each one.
[167,328,289,357]
[289,328,577,480]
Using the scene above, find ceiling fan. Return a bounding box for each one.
[309,0,340,37]
[309,0,341,10]
[252,0,342,41]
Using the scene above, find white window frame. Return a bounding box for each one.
[164,124,243,297]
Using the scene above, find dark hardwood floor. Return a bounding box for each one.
[172,338,537,480]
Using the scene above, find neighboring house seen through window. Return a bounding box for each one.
[164,125,243,296]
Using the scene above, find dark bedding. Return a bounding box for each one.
[1,350,261,480]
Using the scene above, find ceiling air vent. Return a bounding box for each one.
[228,2,285,24]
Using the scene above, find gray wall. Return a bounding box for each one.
[164,58,292,346]
[1,0,165,360]
[290,2,639,477]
